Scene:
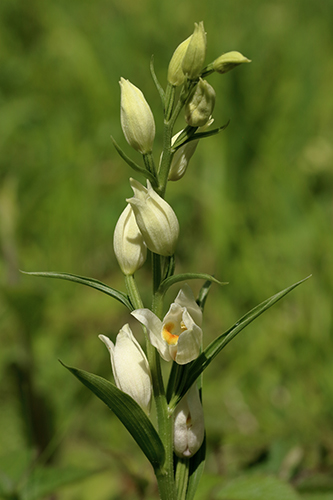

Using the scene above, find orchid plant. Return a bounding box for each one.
[27,22,309,500]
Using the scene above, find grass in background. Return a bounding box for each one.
[1,0,332,498]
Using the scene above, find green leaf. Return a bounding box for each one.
[111,136,157,186]
[158,273,226,296]
[170,276,311,409]
[185,436,206,500]
[21,271,133,310]
[21,466,100,500]
[215,474,300,500]
[62,362,165,471]
[150,56,165,104]
[196,280,213,311]
[172,122,230,151]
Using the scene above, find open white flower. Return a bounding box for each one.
[174,383,205,458]
[131,284,202,365]
[99,324,152,414]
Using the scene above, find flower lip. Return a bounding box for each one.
[131,284,202,365]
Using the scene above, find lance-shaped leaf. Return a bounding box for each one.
[158,273,226,297]
[21,271,133,310]
[111,136,158,187]
[185,435,206,500]
[172,121,229,151]
[150,56,165,104]
[62,362,165,471]
[169,276,311,410]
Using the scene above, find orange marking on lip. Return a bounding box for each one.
[162,322,179,345]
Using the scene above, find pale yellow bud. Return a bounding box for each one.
[113,204,147,275]
[167,35,192,86]
[120,78,155,154]
[185,79,215,127]
[182,22,206,80]
[213,51,251,74]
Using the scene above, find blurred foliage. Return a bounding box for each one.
[1,0,333,498]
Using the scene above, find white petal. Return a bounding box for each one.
[131,309,172,361]
[175,284,202,327]
[174,311,202,364]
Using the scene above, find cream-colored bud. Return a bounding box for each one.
[99,325,152,414]
[174,384,205,458]
[182,22,206,80]
[167,35,192,86]
[120,78,155,154]
[213,51,251,74]
[113,204,147,275]
[168,118,213,181]
[126,178,179,256]
[185,79,215,127]
[169,135,199,181]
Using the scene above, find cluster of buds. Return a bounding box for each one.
[100,21,250,463]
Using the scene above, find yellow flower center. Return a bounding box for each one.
[162,321,187,345]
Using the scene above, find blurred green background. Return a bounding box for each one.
[1,0,332,498]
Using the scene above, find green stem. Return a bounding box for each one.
[150,249,176,498]
[143,152,157,179]
[125,274,144,309]
[175,458,189,500]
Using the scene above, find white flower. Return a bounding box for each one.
[126,178,179,257]
[119,78,155,154]
[99,324,152,414]
[173,383,205,458]
[113,204,147,275]
[131,284,202,365]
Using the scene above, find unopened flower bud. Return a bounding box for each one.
[168,118,213,181]
[113,204,147,275]
[167,35,192,86]
[185,79,215,127]
[99,325,152,414]
[174,384,205,458]
[213,51,251,74]
[126,178,179,256]
[120,77,155,154]
[182,22,206,80]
